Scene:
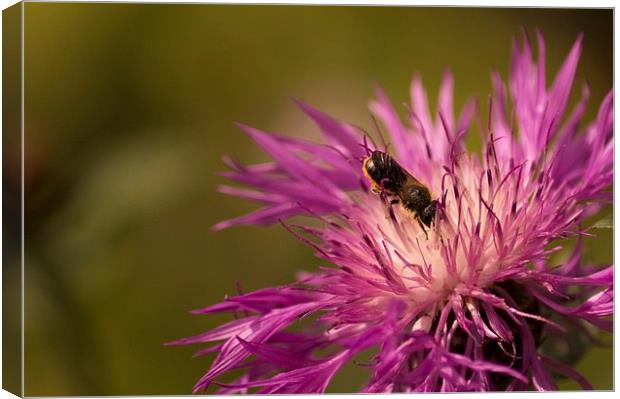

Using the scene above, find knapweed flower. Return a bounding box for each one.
[169,32,613,392]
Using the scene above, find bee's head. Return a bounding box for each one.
[363,151,389,183]
[362,151,405,193]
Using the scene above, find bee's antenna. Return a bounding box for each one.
[362,134,373,157]
[371,115,391,153]
[354,126,378,157]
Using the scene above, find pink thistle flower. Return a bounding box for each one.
[169,32,613,392]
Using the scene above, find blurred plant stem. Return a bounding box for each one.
[28,246,105,394]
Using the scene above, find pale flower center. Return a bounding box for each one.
[360,158,515,306]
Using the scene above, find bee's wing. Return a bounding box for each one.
[403,169,424,187]
[402,169,434,198]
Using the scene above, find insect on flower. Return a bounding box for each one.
[363,149,438,232]
[169,31,613,393]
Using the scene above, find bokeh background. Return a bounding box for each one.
[4,4,613,395]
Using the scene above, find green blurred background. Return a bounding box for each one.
[5,3,613,395]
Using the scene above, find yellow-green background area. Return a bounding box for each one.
[5,4,612,395]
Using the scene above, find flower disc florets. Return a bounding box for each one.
[169,32,613,393]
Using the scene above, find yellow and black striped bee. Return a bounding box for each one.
[363,150,438,230]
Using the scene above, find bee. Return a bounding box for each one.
[362,150,438,232]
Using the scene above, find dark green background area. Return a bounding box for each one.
[11,4,612,395]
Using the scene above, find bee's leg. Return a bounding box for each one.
[378,178,392,203]
[421,200,439,226]
[416,216,429,240]
[379,178,391,193]
[389,199,400,206]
